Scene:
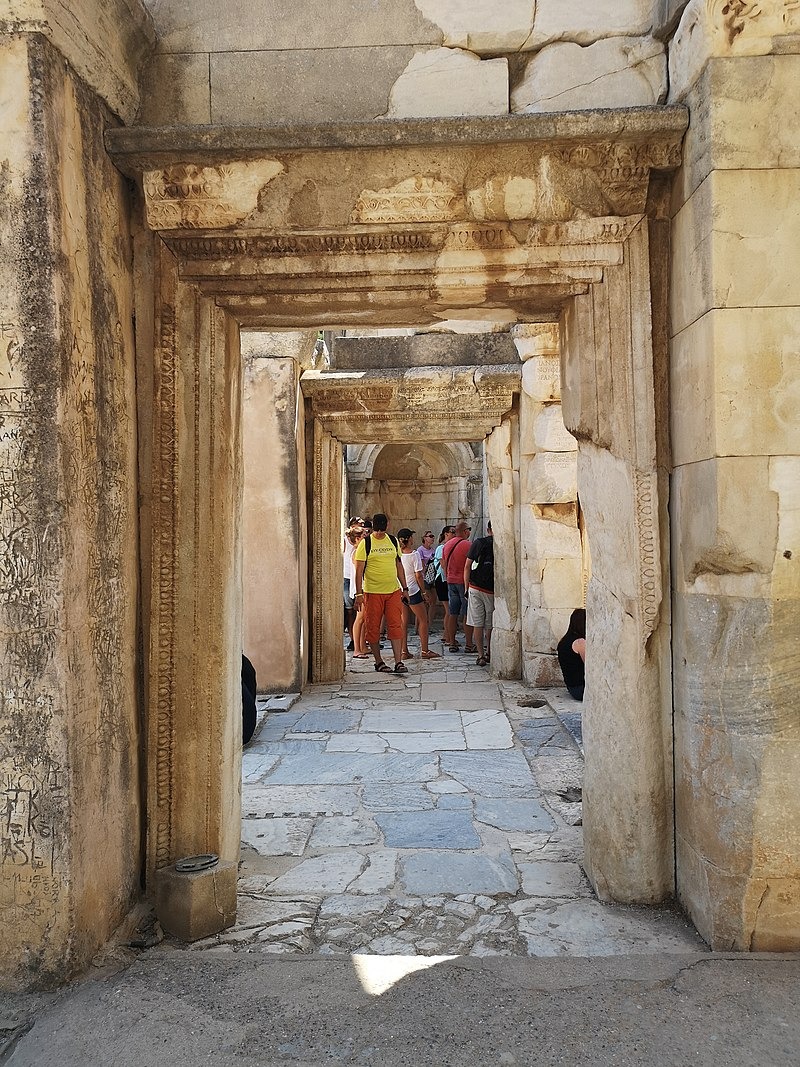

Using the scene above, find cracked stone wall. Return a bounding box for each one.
[513,325,583,689]
[667,3,800,950]
[136,0,673,125]
[0,32,142,988]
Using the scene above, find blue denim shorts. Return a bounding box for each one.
[447,582,467,618]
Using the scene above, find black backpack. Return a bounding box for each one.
[363,533,398,557]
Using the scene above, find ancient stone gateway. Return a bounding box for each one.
[106,109,686,914]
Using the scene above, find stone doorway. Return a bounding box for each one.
[108,108,687,923]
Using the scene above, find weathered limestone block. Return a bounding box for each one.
[0,34,141,989]
[576,442,672,902]
[523,652,564,687]
[412,0,535,53]
[541,559,583,611]
[671,170,800,338]
[485,417,521,677]
[522,507,582,562]
[523,605,572,655]
[242,333,316,693]
[523,452,577,505]
[512,37,667,113]
[386,48,509,118]
[521,354,561,402]
[671,308,800,467]
[673,591,800,950]
[531,0,654,49]
[154,861,237,942]
[675,55,800,209]
[2,0,155,122]
[532,404,577,453]
[674,457,778,588]
[669,0,800,100]
[211,46,416,125]
[136,53,212,125]
[148,0,441,52]
[512,323,560,363]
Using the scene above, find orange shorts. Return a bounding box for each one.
[363,590,404,644]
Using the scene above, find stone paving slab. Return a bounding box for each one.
[440,750,538,797]
[473,797,555,833]
[348,850,399,893]
[241,817,313,856]
[308,816,381,849]
[401,851,519,896]
[361,784,435,811]
[462,708,513,749]
[376,810,480,849]
[268,853,367,894]
[262,752,438,785]
[380,731,466,752]
[421,681,501,702]
[291,709,363,733]
[242,785,361,817]
[360,709,459,732]
[325,734,388,753]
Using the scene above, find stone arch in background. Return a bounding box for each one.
[347,440,484,539]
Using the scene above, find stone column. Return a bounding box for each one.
[514,324,582,687]
[667,6,800,949]
[560,219,673,904]
[241,332,316,693]
[0,34,142,987]
[485,414,522,677]
[310,420,345,682]
[148,242,243,881]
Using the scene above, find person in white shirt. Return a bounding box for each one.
[397,528,440,659]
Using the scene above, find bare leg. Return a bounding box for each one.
[353,610,367,655]
[411,602,430,654]
[401,600,413,657]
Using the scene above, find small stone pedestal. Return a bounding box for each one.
[154,857,237,942]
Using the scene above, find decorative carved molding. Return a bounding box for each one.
[152,276,178,870]
[167,231,443,260]
[144,162,283,231]
[633,468,660,643]
[352,176,465,224]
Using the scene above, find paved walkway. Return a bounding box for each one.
[190,639,703,959]
[7,644,800,1067]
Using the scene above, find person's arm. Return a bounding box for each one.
[572,637,586,663]
[464,542,478,589]
[395,556,409,599]
[354,558,366,611]
[414,553,425,591]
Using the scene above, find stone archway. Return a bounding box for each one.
[108,108,687,921]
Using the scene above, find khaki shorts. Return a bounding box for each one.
[466,588,494,628]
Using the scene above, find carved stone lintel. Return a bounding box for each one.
[144,161,283,230]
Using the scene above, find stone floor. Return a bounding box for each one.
[185,633,705,961]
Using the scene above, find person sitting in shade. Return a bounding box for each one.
[557,608,586,701]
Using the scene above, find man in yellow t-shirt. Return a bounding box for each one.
[353,513,410,674]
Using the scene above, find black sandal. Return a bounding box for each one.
[393,662,408,674]
[374,661,391,673]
